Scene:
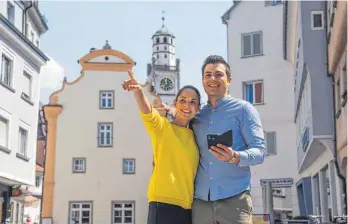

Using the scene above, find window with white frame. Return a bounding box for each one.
[7,1,14,24]
[0,116,9,149]
[123,159,135,174]
[22,72,32,101]
[311,11,324,30]
[100,91,114,109]
[69,202,92,224]
[72,158,86,173]
[241,31,263,57]
[1,54,13,87]
[243,80,264,104]
[18,127,27,156]
[264,131,277,155]
[112,202,135,224]
[98,123,113,147]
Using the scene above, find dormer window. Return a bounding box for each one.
[7,1,14,24]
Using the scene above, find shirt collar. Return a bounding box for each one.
[206,95,232,109]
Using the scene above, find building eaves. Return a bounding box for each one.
[0,13,49,62]
[26,3,48,35]
[221,0,241,24]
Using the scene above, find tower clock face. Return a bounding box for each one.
[160,78,173,91]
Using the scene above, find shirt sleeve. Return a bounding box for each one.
[238,102,266,167]
[140,105,165,137]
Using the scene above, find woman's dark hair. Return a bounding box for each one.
[175,85,201,105]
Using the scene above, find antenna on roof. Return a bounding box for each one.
[161,10,166,27]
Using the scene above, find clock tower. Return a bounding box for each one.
[147,12,180,106]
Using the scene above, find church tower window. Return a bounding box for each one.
[164,37,167,43]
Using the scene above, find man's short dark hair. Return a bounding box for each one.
[201,55,231,78]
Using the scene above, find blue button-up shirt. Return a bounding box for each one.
[191,95,266,201]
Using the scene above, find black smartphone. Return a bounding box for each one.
[207,130,233,148]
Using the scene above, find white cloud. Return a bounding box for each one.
[39,56,65,104]
[39,56,64,90]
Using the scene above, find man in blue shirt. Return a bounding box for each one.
[191,55,266,224]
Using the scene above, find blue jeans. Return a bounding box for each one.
[147,202,192,224]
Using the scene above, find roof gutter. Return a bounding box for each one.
[22,1,33,36]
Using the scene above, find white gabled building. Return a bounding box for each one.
[41,41,176,224]
[0,0,49,223]
[222,0,299,221]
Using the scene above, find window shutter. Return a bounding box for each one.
[265,131,277,155]
[0,117,8,147]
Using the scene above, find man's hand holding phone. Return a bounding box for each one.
[207,130,240,164]
[209,144,240,164]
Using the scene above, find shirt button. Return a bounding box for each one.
[210,121,212,124]
[210,177,213,180]
[210,162,212,165]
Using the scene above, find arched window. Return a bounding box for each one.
[164,37,167,43]
[156,38,159,44]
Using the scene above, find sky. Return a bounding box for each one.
[38,1,233,104]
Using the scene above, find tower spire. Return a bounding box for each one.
[161,10,166,27]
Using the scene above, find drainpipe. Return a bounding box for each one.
[324,2,347,214]
[39,107,48,223]
[22,1,33,36]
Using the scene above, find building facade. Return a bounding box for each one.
[326,0,347,217]
[0,1,48,223]
[284,0,346,222]
[147,17,180,106]
[41,41,173,224]
[222,0,299,220]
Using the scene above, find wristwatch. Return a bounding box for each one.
[227,152,237,164]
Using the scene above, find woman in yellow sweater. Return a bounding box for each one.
[122,70,200,224]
